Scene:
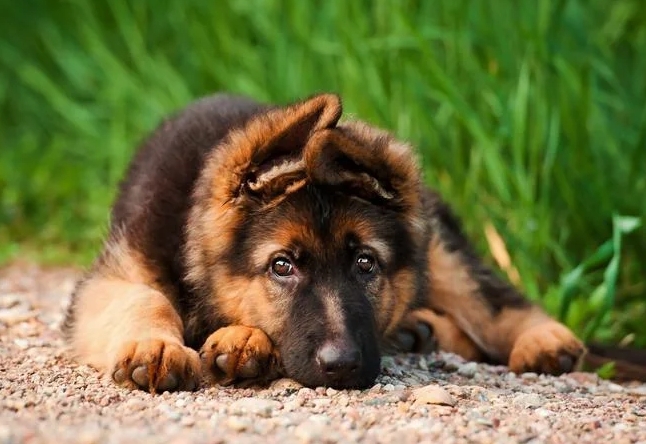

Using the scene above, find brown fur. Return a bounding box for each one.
[64,92,585,392]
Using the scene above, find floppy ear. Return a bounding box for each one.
[304,121,422,212]
[212,93,342,202]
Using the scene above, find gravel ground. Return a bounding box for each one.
[1,263,645,444]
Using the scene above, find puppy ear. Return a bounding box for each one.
[212,93,342,202]
[304,121,422,212]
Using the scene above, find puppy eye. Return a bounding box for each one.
[271,257,294,277]
[356,254,376,274]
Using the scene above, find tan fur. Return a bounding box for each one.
[425,232,584,367]
[381,269,417,336]
[69,237,201,391]
[334,121,425,236]
[321,289,349,337]
[184,94,341,295]
[200,325,279,385]
[216,272,289,337]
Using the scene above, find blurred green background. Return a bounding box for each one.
[1,0,645,349]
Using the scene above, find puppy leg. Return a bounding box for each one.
[65,241,201,392]
[200,326,281,386]
[422,198,585,375]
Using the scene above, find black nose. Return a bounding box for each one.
[316,340,361,380]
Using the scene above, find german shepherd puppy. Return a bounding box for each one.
[63,93,585,392]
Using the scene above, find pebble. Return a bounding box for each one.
[535,408,554,417]
[412,385,456,407]
[325,387,338,396]
[226,416,251,432]
[0,307,38,326]
[513,393,543,409]
[337,395,350,407]
[180,417,195,427]
[312,398,332,408]
[294,420,328,443]
[457,362,478,378]
[297,388,316,398]
[607,383,625,393]
[229,398,282,417]
[283,398,303,412]
[0,294,23,309]
[521,372,539,381]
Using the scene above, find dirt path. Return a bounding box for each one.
[1,263,645,444]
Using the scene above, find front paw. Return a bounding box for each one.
[509,321,586,375]
[199,325,280,386]
[111,339,202,393]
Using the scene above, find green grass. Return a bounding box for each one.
[1,0,645,347]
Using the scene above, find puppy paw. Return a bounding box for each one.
[390,309,483,362]
[509,321,585,375]
[200,326,280,386]
[111,339,201,393]
[388,310,437,354]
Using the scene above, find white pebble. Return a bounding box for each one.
[412,385,456,407]
[229,397,281,418]
[457,362,478,378]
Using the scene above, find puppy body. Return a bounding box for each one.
[64,93,584,391]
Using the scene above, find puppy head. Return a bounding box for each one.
[186,94,425,388]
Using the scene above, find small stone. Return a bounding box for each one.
[475,417,493,427]
[325,387,338,396]
[626,385,646,396]
[162,407,181,421]
[383,384,395,391]
[282,399,302,412]
[0,294,23,309]
[312,398,332,408]
[412,384,456,407]
[124,398,147,410]
[554,381,574,394]
[567,372,599,385]
[13,338,29,349]
[294,420,327,443]
[397,402,410,414]
[297,388,316,398]
[521,372,538,381]
[457,362,478,378]
[363,398,389,406]
[229,397,282,417]
[0,307,37,325]
[370,383,383,392]
[180,417,195,427]
[535,408,554,417]
[513,393,543,409]
[226,416,250,432]
[607,383,625,393]
[270,378,303,392]
[75,429,103,444]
